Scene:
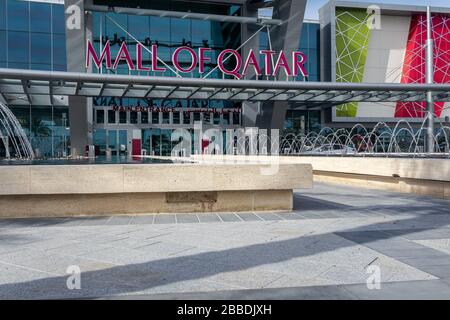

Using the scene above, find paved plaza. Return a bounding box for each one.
[0,183,450,299]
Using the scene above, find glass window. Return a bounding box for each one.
[93,129,107,156]
[161,129,171,156]
[183,112,190,124]
[7,0,29,32]
[31,63,51,71]
[52,34,66,69]
[8,62,29,69]
[130,111,138,124]
[119,110,127,123]
[105,12,127,39]
[10,106,30,135]
[108,130,117,151]
[96,109,105,124]
[152,111,159,124]
[162,112,170,124]
[129,15,149,41]
[0,31,5,62]
[53,107,69,157]
[118,129,127,155]
[222,113,230,125]
[193,112,201,122]
[192,20,210,45]
[232,113,240,125]
[52,4,65,34]
[170,18,191,44]
[203,113,210,125]
[30,2,51,33]
[150,128,161,156]
[0,0,6,30]
[31,106,52,158]
[150,16,170,44]
[172,112,180,124]
[108,110,116,124]
[213,112,220,124]
[8,31,29,64]
[31,33,51,65]
[141,111,148,124]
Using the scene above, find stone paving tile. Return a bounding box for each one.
[399,256,450,267]
[79,217,112,226]
[57,217,92,227]
[217,213,241,222]
[255,213,283,221]
[380,248,449,259]
[343,280,450,300]
[398,229,450,240]
[276,213,304,220]
[154,214,176,224]
[414,239,450,255]
[197,214,221,223]
[1,183,450,299]
[413,265,450,279]
[236,213,262,222]
[106,216,133,225]
[112,285,358,300]
[130,215,154,225]
[176,214,199,224]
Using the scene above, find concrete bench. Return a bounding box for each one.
[0,163,313,218]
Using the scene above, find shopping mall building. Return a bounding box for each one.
[1,0,450,158]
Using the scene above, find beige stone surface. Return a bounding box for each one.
[253,190,293,211]
[445,183,450,199]
[192,155,450,182]
[123,163,311,193]
[0,163,312,196]
[0,190,294,218]
[314,172,450,200]
[0,166,30,195]
[29,165,124,194]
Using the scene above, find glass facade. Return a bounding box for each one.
[279,22,322,134]
[1,0,69,158]
[0,0,66,70]
[90,0,243,156]
[260,22,320,82]
[1,0,326,159]
[298,23,320,82]
[284,110,321,135]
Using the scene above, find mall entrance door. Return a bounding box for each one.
[107,129,128,156]
[142,129,175,156]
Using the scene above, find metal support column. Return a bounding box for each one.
[426,6,435,153]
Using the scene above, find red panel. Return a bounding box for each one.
[395,14,450,118]
[132,139,141,157]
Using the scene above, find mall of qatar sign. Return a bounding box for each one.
[86,40,308,79]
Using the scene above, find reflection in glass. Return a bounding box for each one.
[141,111,149,124]
[119,110,127,123]
[7,0,29,32]
[96,109,105,124]
[108,110,116,124]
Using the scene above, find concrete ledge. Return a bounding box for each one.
[0,190,293,218]
[0,163,312,217]
[190,155,450,200]
[0,163,312,195]
[314,171,450,200]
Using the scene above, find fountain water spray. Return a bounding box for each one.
[0,102,34,159]
[277,113,450,157]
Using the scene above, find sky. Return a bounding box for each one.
[304,0,450,20]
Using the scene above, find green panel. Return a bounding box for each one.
[335,7,372,117]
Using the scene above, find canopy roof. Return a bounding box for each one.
[0,68,449,107]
